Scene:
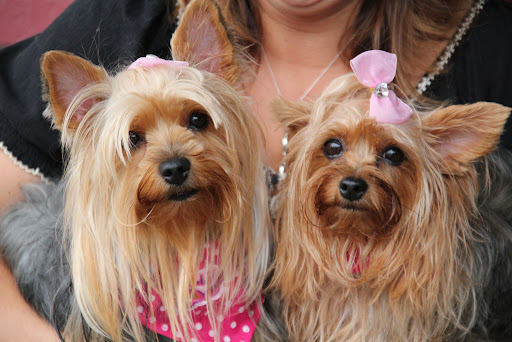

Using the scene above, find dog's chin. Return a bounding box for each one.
[319,201,367,217]
[340,203,366,212]
[135,187,203,220]
[169,188,199,202]
[319,203,364,223]
[317,203,387,237]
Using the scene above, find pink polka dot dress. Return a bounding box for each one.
[136,246,261,341]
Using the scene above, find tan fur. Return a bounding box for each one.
[272,73,510,341]
[271,98,312,139]
[40,1,273,341]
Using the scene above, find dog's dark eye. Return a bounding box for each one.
[129,131,143,149]
[380,146,405,166]
[188,111,209,131]
[323,139,343,159]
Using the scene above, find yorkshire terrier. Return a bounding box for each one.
[271,50,512,341]
[0,1,275,341]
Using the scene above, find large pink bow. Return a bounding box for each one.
[128,54,189,69]
[350,50,412,124]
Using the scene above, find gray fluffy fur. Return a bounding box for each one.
[472,148,512,339]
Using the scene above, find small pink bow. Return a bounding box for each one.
[128,54,189,69]
[350,50,412,124]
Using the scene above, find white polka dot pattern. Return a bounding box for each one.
[135,246,262,341]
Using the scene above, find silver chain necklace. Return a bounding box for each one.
[416,0,487,94]
[261,36,354,175]
[262,42,351,101]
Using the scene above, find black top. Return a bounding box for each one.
[425,0,512,148]
[0,0,511,180]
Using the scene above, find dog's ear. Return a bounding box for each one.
[272,97,313,139]
[170,0,239,84]
[41,51,108,132]
[422,102,511,174]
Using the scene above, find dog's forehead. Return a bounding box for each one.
[128,97,208,130]
[113,67,233,121]
[326,100,419,128]
[316,102,372,132]
[114,65,209,98]
[321,100,368,122]
[311,102,418,149]
[159,97,205,120]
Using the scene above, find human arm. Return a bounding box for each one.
[0,258,60,342]
[0,151,60,341]
[0,151,42,215]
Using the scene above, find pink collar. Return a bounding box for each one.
[136,245,261,342]
[346,244,370,274]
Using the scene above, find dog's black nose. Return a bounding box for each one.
[159,158,191,185]
[339,177,368,201]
